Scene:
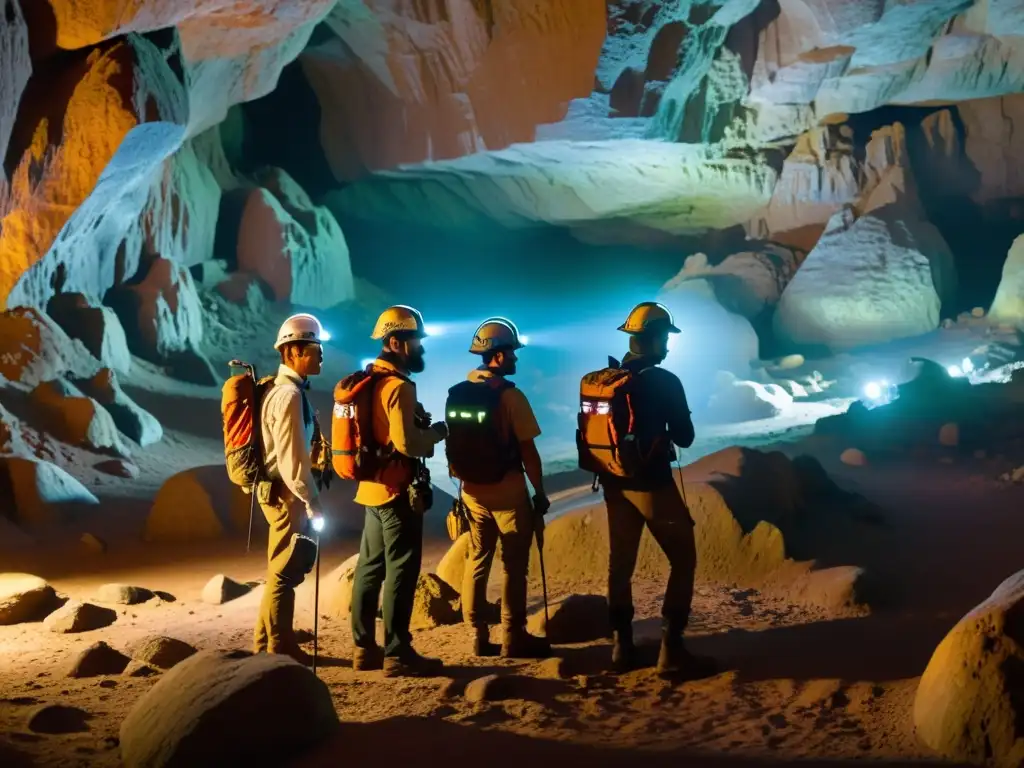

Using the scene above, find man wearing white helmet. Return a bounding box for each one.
[253,313,326,664]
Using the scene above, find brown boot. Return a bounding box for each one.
[383,647,443,678]
[610,627,638,672]
[501,628,552,659]
[353,645,384,671]
[656,630,718,680]
[473,625,500,657]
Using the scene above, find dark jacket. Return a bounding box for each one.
[599,351,695,492]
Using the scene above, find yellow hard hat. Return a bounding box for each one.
[617,302,681,335]
[371,304,427,340]
[469,317,524,355]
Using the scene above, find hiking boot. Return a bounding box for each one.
[383,648,443,678]
[501,629,552,659]
[473,625,500,657]
[353,645,384,671]
[610,628,639,672]
[656,632,718,681]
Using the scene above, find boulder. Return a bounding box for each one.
[95,584,154,606]
[201,575,251,605]
[43,601,117,633]
[988,234,1024,328]
[662,245,800,319]
[27,704,91,734]
[774,204,957,350]
[95,458,140,478]
[236,168,354,309]
[119,650,338,767]
[527,594,608,644]
[123,660,158,678]
[0,308,99,387]
[76,368,163,447]
[914,570,1024,768]
[409,573,461,631]
[29,379,131,457]
[527,447,870,612]
[0,457,99,527]
[128,636,197,670]
[143,466,251,543]
[704,376,793,423]
[45,293,132,373]
[322,554,359,618]
[105,257,216,385]
[66,641,132,678]
[0,573,57,625]
[435,533,473,592]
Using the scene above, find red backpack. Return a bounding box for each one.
[222,361,275,490]
[331,365,405,481]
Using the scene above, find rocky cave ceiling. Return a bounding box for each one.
[0,0,1023,363]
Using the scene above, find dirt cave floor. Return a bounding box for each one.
[3,446,1015,768]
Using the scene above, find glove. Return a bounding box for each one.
[431,421,449,440]
[532,493,551,517]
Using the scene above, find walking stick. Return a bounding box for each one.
[313,533,321,676]
[535,509,549,626]
[246,492,255,553]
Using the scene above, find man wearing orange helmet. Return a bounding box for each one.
[578,302,717,679]
[444,318,552,659]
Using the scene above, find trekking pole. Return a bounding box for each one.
[535,516,549,626]
[246,492,255,553]
[312,532,321,676]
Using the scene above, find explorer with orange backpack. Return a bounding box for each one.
[577,301,717,682]
[221,313,328,668]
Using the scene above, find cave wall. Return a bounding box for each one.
[1,0,1024,370]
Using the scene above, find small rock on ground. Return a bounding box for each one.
[43,601,117,633]
[28,704,91,734]
[95,584,154,605]
[67,642,132,678]
[128,636,197,670]
[201,574,251,605]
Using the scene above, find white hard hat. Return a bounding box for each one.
[274,313,326,350]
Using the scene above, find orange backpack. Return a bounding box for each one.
[222,361,276,490]
[576,357,663,478]
[331,366,403,481]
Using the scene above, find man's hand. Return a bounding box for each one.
[415,403,431,422]
[532,493,551,517]
[431,421,449,440]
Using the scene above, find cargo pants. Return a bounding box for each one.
[460,488,534,631]
[604,481,696,632]
[253,481,309,654]
[350,495,424,657]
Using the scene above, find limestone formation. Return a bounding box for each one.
[914,570,1024,768]
[29,379,131,458]
[236,168,354,309]
[0,457,99,528]
[989,235,1024,328]
[773,204,957,350]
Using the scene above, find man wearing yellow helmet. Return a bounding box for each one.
[444,318,552,659]
[596,302,716,679]
[349,305,448,677]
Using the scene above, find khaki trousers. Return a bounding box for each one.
[604,482,696,631]
[253,483,307,653]
[461,490,534,631]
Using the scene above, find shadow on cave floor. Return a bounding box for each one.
[294,717,967,768]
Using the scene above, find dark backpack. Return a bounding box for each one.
[445,378,521,485]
